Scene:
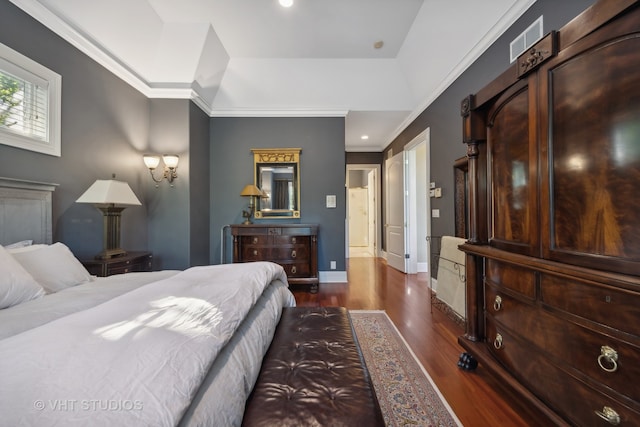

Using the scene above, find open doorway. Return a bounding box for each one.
[346,165,381,258]
[404,129,430,274]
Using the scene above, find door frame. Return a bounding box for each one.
[405,129,431,275]
[345,164,381,258]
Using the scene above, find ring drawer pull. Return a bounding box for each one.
[253,237,258,244]
[595,406,620,425]
[291,250,296,258]
[493,295,502,311]
[291,237,296,243]
[493,333,503,350]
[253,250,258,256]
[291,266,297,274]
[597,346,619,373]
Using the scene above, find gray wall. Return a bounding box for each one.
[0,1,208,270]
[0,0,149,259]
[382,0,597,240]
[210,117,347,272]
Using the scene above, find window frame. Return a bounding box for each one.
[0,42,61,157]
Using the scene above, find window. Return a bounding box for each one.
[0,42,61,156]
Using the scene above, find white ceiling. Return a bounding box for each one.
[12,0,535,151]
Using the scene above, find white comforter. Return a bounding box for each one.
[0,262,289,426]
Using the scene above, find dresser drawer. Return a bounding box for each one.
[271,245,309,261]
[486,259,536,298]
[280,262,311,278]
[241,246,271,261]
[241,235,270,245]
[541,274,640,337]
[486,318,640,426]
[273,235,310,246]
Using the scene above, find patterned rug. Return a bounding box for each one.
[350,310,462,427]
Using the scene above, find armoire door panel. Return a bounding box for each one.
[542,28,640,275]
[487,80,538,256]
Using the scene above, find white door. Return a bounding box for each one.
[386,151,407,272]
[348,188,368,247]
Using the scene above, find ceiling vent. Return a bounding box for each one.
[510,16,543,63]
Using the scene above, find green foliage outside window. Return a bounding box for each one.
[0,75,21,128]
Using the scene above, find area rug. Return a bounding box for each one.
[350,310,462,427]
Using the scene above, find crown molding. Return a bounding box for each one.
[386,0,537,148]
[209,109,349,118]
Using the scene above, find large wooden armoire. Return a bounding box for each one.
[459,1,640,425]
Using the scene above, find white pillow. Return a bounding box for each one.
[4,240,33,249]
[11,242,92,293]
[7,244,48,254]
[0,245,45,309]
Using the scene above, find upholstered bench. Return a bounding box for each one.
[242,306,385,426]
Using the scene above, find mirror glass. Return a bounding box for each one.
[253,148,300,218]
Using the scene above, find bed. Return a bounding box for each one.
[0,177,296,426]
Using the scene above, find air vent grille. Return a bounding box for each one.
[510,16,543,63]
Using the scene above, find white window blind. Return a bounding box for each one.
[0,42,61,156]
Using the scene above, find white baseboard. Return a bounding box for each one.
[319,270,347,283]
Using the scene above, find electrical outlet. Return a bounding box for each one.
[430,182,436,189]
[432,209,440,218]
[330,261,336,270]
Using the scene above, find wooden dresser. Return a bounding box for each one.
[231,224,319,291]
[459,1,640,425]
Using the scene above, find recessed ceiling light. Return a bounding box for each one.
[279,0,294,7]
[361,135,369,140]
[374,41,384,49]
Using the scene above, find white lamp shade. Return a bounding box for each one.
[163,155,179,168]
[76,180,142,206]
[143,155,161,169]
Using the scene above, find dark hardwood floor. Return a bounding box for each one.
[291,257,542,427]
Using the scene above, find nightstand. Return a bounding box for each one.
[82,251,153,277]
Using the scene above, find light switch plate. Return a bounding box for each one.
[432,209,440,218]
[326,195,336,208]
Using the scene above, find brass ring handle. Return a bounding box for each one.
[253,250,258,256]
[291,266,297,274]
[291,237,296,243]
[253,237,258,244]
[597,346,619,373]
[493,295,502,311]
[291,250,296,258]
[595,406,620,425]
[493,333,503,350]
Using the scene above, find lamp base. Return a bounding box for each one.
[95,248,127,260]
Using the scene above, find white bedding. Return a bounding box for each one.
[0,262,295,427]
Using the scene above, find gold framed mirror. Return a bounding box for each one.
[252,148,301,219]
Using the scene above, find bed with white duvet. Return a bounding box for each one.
[0,241,296,427]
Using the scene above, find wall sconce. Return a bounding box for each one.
[240,184,265,224]
[143,154,179,186]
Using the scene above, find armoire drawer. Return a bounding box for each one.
[541,274,640,337]
[273,235,310,246]
[487,284,640,403]
[241,235,270,245]
[486,318,640,426]
[485,259,536,299]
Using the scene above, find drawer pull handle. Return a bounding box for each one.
[253,237,258,244]
[597,346,619,373]
[595,406,620,425]
[291,266,297,274]
[291,250,296,258]
[493,333,503,350]
[493,295,502,311]
[253,250,258,256]
[291,237,296,243]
